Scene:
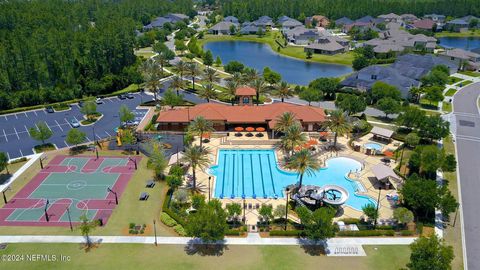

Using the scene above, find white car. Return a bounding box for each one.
[96,97,104,104]
[70,118,80,128]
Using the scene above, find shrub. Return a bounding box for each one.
[269,230,304,237]
[10,157,28,164]
[341,218,361,225]
[226,230,242,236]
[375,225,395,230]
[337,230,395,237]
[160,212,177,227]
[129,222,135,229]
[174,224,186,236]
[400,230,414,236]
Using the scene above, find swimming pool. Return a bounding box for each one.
[209,149,377,210]
[364,142,383,151]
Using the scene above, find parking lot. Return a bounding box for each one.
[0,92,151,159]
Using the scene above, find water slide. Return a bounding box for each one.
[257,154,267,198]
[249,154,256,199]
[266,154,277,197]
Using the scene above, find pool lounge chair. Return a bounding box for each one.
[248,203,252,209]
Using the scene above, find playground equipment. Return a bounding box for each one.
[116,128,123,147]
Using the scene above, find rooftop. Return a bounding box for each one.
[235,86,257,96]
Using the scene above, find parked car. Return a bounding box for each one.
[122,120,139,127]
[96,97,104,104]
[69,118,80,128]
[78,101,84,107]
[118,94,127,100]
[45,106,54,113]
[126,93,134,99]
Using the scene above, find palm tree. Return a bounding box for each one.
[286,149,320,190]
[139,59,162,101]
[170,75,184,96]
[230,72,243,85]
[174,60,187,80]
[202,67,220,84]
[154,52,169,78]
[243,68,260,82]
[274,112,297,133]
[187,62,202,92]
[250,78,266,105]
[198,83,217,103]
[322,110,352,149]
[188,116,215,147]
[274,81,294,102]
[223,80,238,106]
[181,145,211,190]
[279,123,307,157]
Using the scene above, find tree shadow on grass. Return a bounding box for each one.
[298,238,327,256]
[79,237,103,253]
[0,173,12,185]
[184,239,228,256]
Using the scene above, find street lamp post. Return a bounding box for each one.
[373,187,382,229]
[284,188,290,231]
[243,198,246,225]
[153,219,158,246]
[92,126,96,145]
[208,176,211,202]
[66,206,73,232]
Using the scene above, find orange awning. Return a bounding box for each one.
[383,150,394,157]
[307,139,318,145]
[319,131,329,137]
[245,127,255,132]
[255,127,265,132]
[202,133,211,139]
[234,127,244,132]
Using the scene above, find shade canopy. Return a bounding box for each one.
[168,152,184,165]
[245,127,255,132]
[255,127,265,132]
[234,127,244,132]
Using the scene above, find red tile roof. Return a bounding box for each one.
[235,86,256,96]
[156,103,326,127]
[413,19,435,30]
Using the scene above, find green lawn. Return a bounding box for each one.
[435,30,480,38]
[0,149,175,237]
[447,76,462,85]
[0,243,410,270]
[445,89,457,97]
[442,102,452,112]
[460,80,473,86]
[419,98,439,110]
[199,32,354,66]
[458,71,480,77]
[134,47,155,59]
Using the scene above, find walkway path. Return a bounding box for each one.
[451,80,480,270]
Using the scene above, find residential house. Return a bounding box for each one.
[224,16,239,24]
[253,16,274,28]
[281,19,303,31]
[335,17,353,27]
[239,22,263,35]
[165,13,189,23]
[209,21,239,35]
[438,48,480,70]
[342,22,375,33]
[459,15,479,28]
[356,15,375,24]
[446,19,469,32]
[305,15,330,28]
[378,13,402,23]
[365,26,437,55]
[412,19,436,31]
[284,26,323,45]
[341,54,457,98]
[304,36,349,55]
[424,14,446,23]
[144,17,172,30]
[401,14,418,23]
[277,15,293,25]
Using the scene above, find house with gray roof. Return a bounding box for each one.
[365,26,437,55]
[424,14,446,22]
[209,21,239,35]
[378,13,402,23]
[277,16,293,25]
[401,14,418,23]
[281,19,303,31]
[446,19,469,32]
[341,54,458,98]
[438,48,480,70]
[144,17,172,30]
[356,16,375,23]
[304,36,349,55]
[253,16,274,28]
[224,16,239,24]
[239,23,263,35]
[284,26,324,45]
[165,13,189,23]
[335,17,353,27]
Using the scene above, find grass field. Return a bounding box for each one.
[0,243,410,270]
[445,89,457,97]
[442,102,452,112]
[134,47,155,59]
[199,32,354,66]
[0,148,174,236]
[448,76,463,85]
[459,71,480,77]
[435,30,480,38]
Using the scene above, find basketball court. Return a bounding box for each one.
[0,155,140,226]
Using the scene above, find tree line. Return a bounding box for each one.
[0,0,194,110]
[217,0,480,22]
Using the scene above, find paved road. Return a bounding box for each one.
[0,93,151,160]
[452,81,480,270]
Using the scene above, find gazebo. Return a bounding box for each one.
[371,163,402,189]
[371,126,394,142]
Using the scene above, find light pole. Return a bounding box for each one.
[153,219,158,246]
[243,198,246,225]
[373,187,382,229]
[2,191,7,204]
[284,187,290,231]
[92,126,96,145]
[66,206,73,231]
[208,176,211,202]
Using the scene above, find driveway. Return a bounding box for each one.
[451,81,480,270]
[0,93,151,159]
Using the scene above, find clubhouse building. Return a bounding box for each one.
[156,95,327,132]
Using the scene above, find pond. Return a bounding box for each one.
[438,37,480,51]
[203,41,352,85]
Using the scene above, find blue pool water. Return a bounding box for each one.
[438,37,480,51]
[210,149,376,210]
[364,142,383,151]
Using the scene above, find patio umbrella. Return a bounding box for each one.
[202,132,211,139]
[255,127,265,132]
[245,127,255,132]
[319,131,329,137]
[307,139,318,146]
[234,127,244,132]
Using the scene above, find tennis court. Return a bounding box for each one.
[0,155,140,227]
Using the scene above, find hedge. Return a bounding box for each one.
[400,230,414,236]
[269,230,304,237]
[160,212,177,227]
[337,230,395,237]
[226,230,242,236]
[340,218,361,225]
[161,188,187,227]
[174,224,187,236]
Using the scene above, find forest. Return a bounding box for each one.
[0,0,194,110]
[218,0,480,22]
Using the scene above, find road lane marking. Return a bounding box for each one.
[19,149,23,157]
[3,115,7,121]
[44,122,52,132]
[55,120,64,131]
[86,136,92,142]
[14,114,18,119]
[24,112,28,117]
[3,129,8,142]
[33,110,38,116]
[35,123,39,130]
[24,125,29,133]
[13,127,20,140]
[105,131,112,136]
[6,152,10,160]
[64,141,70,147]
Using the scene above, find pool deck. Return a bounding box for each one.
[189,132,399,225]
